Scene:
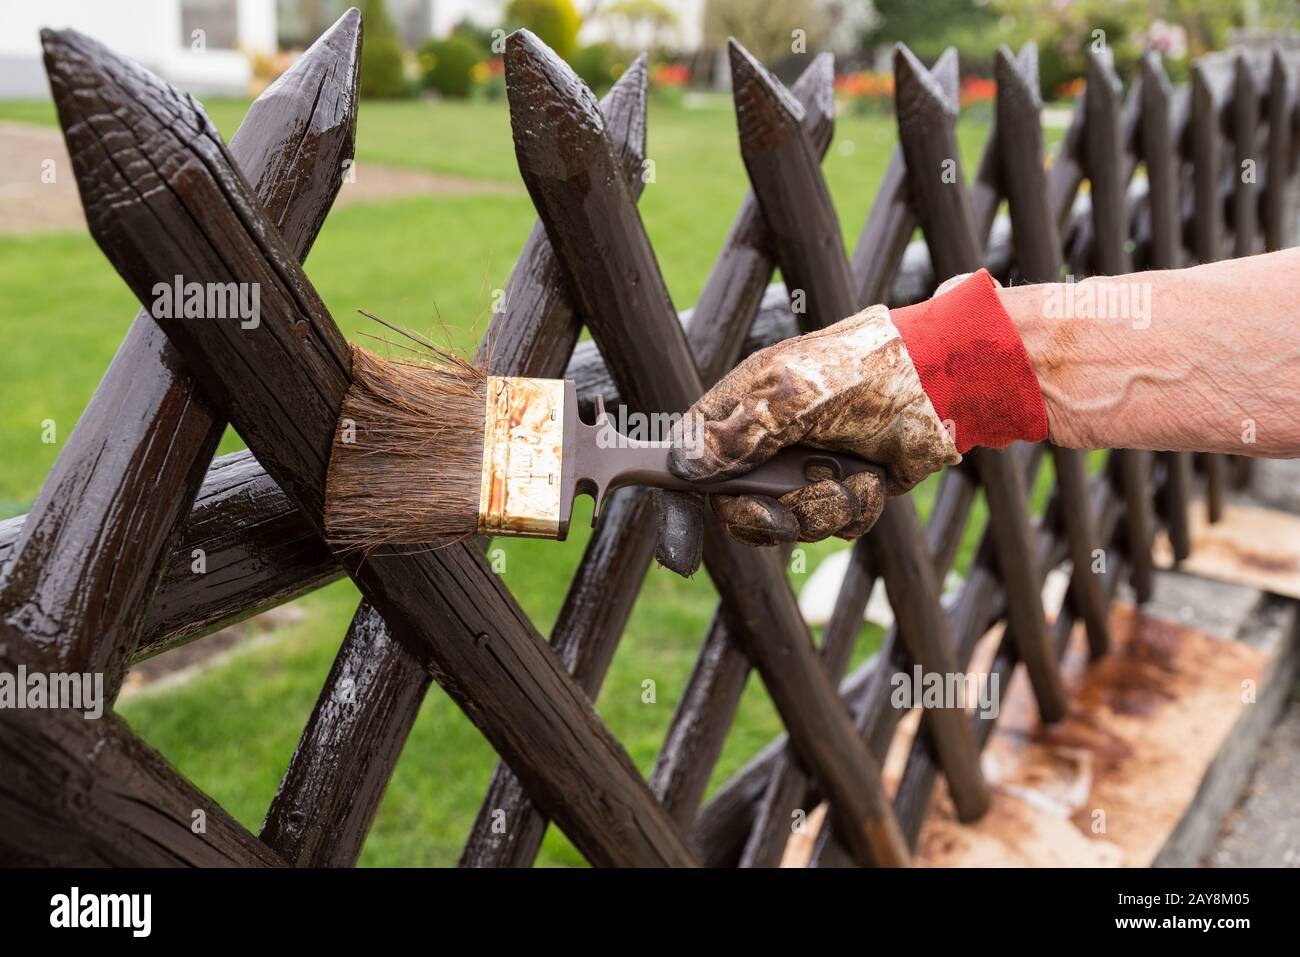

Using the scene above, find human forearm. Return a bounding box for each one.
[1002,248,1300,456]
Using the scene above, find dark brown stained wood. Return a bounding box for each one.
[0,645,283,866]
[437,50,657,871]
[888,451,1128,842]
[1190,60,1233,522]
[894,43,1067,722]
[461,486,655,866]
[995,45,1109,658]
[726,38,987,867]
[0,9,362,701]
[1139,53,1194,564]
[851,48,959,308]
[648,59,839,827]
[476,55,649,378]
[1229,55,1262,490]
[1085,48,1156,602]
[1264,52,1294,252]
[1232,54,1260,258]
[691,649,885,866]
[969,44,1038,242]
[261,602,430,865]
[1067,76,1144,261]
[822,445,1137,864]
[1045,96,1088,234]
[506,29,907,867]
[46,26,695,869]
[697,443,1142,865]
[0,281,808,668]
[132,451,341,658]
[461,53,836,868]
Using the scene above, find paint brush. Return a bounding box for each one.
[324,344,885,550]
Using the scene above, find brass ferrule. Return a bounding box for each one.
[477,376,567,538]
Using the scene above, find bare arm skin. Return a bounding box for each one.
[669,249,1300,552]
[1004,247,1300,456]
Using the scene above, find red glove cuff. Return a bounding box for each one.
[890,269,1047,454]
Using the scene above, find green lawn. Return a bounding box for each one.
[0,90,1047,865]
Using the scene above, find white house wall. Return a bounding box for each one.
[0,0,275,98]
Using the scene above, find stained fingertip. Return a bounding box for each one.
[710,494,799,546]
[845,470,886,523]
[781,478,858,542]
[654,489,703,577]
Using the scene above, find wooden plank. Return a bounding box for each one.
[1190,61,1232,522]
[1085,48,1157,602]
[261,602,430,865]
[476,56,649,379]
[650,57,840,827]
[0,10,362,702]
[506,29,908,867]
[726,39,987,867]
[45,25,695,869]
[894,44,1067,721]
[445,54,656,870]
[0,279,818,666]
[1264,51,1294,252]
[0,646,283,865]
[996,44,1109,658]
[132,451,340,658]
[1232,53,1261,259]
[461,53,835,867]
[1139,53,1194,564]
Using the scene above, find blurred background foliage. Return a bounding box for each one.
[344,0,1299,106]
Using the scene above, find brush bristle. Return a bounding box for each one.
[325,344,487,550]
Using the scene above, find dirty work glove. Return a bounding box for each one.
[663,270,1048,556]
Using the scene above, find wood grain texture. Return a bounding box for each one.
[506,29,906,867]
[460,54,835,867]
[1086,49,1158,598]
[0,9,361,702]
[894,44,1066,721]
[261,602,430,865]
[1139,52,1194,567]
[1264,52,1294,251]
[459,65,654,867]
[1190,60,1232,522]
[646,54,838,831]
[996,44,1110,659]
[45,24,695,869]
[726,39,986,868]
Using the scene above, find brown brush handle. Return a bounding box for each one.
[568,391,887,521]
[603,442,885,499]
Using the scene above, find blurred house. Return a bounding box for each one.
[0,0,277,98]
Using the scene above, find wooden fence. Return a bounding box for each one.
[0,9,1294,866]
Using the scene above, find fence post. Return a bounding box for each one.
[44,25,698,869]
[504,29,909,868]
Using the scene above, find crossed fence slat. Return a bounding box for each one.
[1140,52,1196,565]
[725,39,989,867]
[504,31,908,867]
[32,22,697,869]
[2,9,1296,868]
[463,52,838,867]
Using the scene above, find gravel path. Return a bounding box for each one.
[1208,685,1300,867]
[1207,458,1300,867]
